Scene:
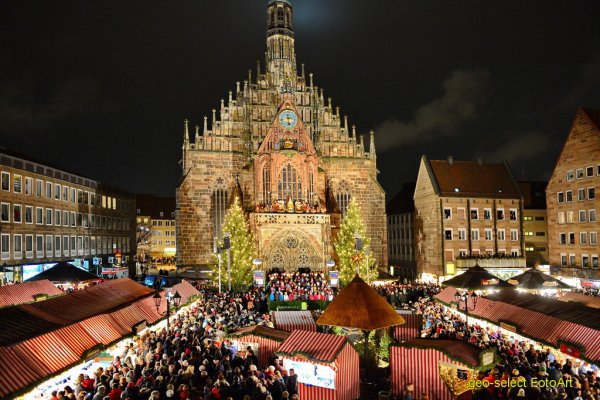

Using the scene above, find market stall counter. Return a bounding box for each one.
[275,330,360,400]
[226,325,290,369]
[391,339,498,400]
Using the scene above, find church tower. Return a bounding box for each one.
[176,0,388,271]
[266,0,296,91]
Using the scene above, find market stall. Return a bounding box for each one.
[24,261,101,291]
[0,280,64,308]
[275,330,359,400]
[273,310,317,332]
[0,279,200,399]
[393,312,422,342]
[435,286,600,364]
[390,339,498,400]
[226,325,289,368]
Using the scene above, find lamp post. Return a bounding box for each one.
[453,290,478,332]
[153,289,182,334]
[223,232,231,292]
[354,234,363,275]
[253,258,263,287]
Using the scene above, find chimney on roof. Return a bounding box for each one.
[477,158,483,166]
[447,155,454,165]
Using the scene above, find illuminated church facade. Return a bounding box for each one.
[176,0,387,270]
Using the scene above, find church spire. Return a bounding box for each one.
[266,0,296,90]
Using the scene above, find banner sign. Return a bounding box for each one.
[253,271,265,287]
[560,343,582,359]
[108,257,114,264]
[93,257,101,266]
[329,271,339,287]
[102,267,128,275]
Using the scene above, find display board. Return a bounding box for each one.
[283,358,335,390]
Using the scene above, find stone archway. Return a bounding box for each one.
[263,228,322,271]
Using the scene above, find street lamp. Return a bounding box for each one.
[453,290,478,332]
[153,289,182,333]
[354,234,363,275]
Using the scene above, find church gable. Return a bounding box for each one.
[257,97,316,156]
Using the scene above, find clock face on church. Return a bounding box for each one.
[279,110,298,130]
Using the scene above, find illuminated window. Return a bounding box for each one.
[336,181,351,216]
[278,163,302,201]
[262,165,271,203]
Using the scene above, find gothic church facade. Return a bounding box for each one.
[176,0,387,270]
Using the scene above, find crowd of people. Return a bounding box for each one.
[374,281,441,308]
[33,271,600,400]
[49,289,303,400]
[265,271,334,301]
[573,288,600,297]
[408,295,600,399]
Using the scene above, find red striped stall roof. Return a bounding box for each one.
[276,330,347,364]
[0,347,43,398]
[227,326,290,369]
[78,315,123,345]
[0,280,64,308]
[277,331,360,400]
[435,287,600,363]
[0,279,201,399]
[394,313,422,342]
[391,343,467,400]
[273,311,317,333]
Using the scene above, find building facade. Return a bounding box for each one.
[546,108,600,274]
[414,156,525,279]
[0,148,136,282]
[136,195,176,264]
[387,182,417,279]
[176,0,387,271]
[519,181,549,267]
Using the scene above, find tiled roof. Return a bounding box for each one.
[0,278,154,345]
[426,158,520,198]
[0,280,64,308]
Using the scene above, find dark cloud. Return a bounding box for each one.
[375,69,490,150]
[562,52,600,109]
[0,77,115,137]
[479,131,550,164]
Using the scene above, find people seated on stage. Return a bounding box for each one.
[254,199,326,214]
[266,271,334,302]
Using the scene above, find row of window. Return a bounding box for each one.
[444,228,519,242]
[557,210,597,224]
[151,220,176,226]
[523,216,545,221]
[557,232,598,246]
[523,231,546,237]
[0,171,123,210]
[0,233,130,261]
[559,253,599,268]
[556,188,595,203]
[136,210,175,218]
[565,165,600,181]
[152,240,176,246]
[151,230,176,237]
[0,203,131,230]
[454,249,521,258]
[443,207,519,221]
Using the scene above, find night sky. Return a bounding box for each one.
[1,0,600,198]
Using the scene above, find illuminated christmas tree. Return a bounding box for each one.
[334,198,378,285]
[211,196,257,291]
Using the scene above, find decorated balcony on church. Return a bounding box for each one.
[254,198,327,214]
